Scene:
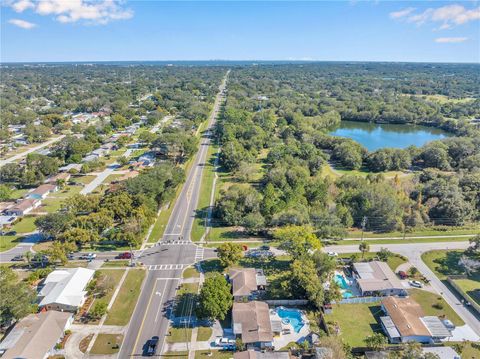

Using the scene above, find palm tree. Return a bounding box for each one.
[25,251,32,268]
[359,242,370,259]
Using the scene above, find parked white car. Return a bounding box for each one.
[327,251,339,257]
[80,253,97,260]
[215,337,235,348]
[408,280,423,288]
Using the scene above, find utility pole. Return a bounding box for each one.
[361,216,367,241]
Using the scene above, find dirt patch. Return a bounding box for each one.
[79,334,93,353]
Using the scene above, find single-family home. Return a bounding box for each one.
[82,154,99,163]
[364,347,460,359]
[234,350,290,359]
[38,267,95,312]
[4,198,40,216]
[232,301,274,349]
[0,310,73,359]
[380,296,452,344]
[26,184,58,200]
[229,268,267,301]
[353,261,407,296]
[0,215,16,230]
[114,170,140,183]
[45,172,71,184]
[59,163,82,173]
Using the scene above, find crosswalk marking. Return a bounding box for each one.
[195,247,204,262]
[147,264,185,271]
[156,240,191,246]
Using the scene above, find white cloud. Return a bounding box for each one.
[403,4,480,29]
[6,0,133,25]
[435,37,468,43]
[389,7,416,19]
[8,18,36,29]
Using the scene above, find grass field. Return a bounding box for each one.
[104,269,145,325]
[91,269,125,308]
[166,328,192,343]
[72,175,96,185]
[90,334,123,354]
[10,188,28,199]
[324,303,384,347]
[409,289,464,326]
[174,283,199,317]
[182,266,200,279]
[454,278,480,306]
[101,260,129,268]
[343,236,472,246]
[421,250,466,280]
[0,235,20,252]
[195,350,233,359]
[196,327,213,341]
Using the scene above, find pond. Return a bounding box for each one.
[329,121,450,151]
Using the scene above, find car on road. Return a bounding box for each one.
[116,252,133,259]
[408,280,423,288]
[79,253,97,260]
[215,337,235,349]
[259,245,270,251]
[327,251,338,257]
[11,255,24,261]
[144,336,159,356]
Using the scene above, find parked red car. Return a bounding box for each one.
[116,252,133,259]
[398,270,407,279]
[242,245,248,251]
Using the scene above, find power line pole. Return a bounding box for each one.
[361,216,367,241]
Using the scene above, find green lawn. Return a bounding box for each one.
[346,227,479,239]
[445,342,480,359]
[324,303,385,347]
[90,334,123,354]
[101,260,129,268]
[0,235,21,252]
[182,267,200,279]
[166,328,192,343]
[195,350,233,359]
[175,283,199,317]
[39,198,64,212]
[338,252,407,272]
[421,250,467,280]
[104,269,145,325]
[10,188,28,200]
[91,269,126,308]
[11,216,37,233]
[72,175,96,185]
[409,289,464,326]
[206,226,252,242]
[453,278,480,306]
[196,326,212,341]
[343,236,472,246]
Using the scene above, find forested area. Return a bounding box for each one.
[214,63,480,236]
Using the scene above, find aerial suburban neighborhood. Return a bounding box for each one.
[0,1,479,359]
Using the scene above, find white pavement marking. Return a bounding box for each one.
[195,247,204,261]
[148,264,185,271]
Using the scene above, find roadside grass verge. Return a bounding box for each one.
[182,267,200,279]
[342,236,472,246]
[409,288,464,326]
[10,216,37,233]
[337,252,407,272]
[324,303,384,347]
[195,350,233,359]
[90,269,125,312]
[0,235,21,252]
[346,227,479,239]
[101,260,129,268]
[196,327,212,341]
[166,328,192,343]
[174,283,199,317]
[104,269,146,325]
[90,334,123,355]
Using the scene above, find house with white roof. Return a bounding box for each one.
[353,261,407,296]
[37,268,95,312]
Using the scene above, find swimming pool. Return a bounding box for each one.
[342,290,354,298]
[334,274,349,290]
[276,307,304,333]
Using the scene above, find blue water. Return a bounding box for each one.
[334,274,349,290]
[330,121,449,151]
[276,307,304,333]
[342,291,354,299]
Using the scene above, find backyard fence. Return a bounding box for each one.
[447,275,480,315]
[335,296,385,304]
[265,299,309,306]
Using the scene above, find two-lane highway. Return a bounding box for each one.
[119,71,228,358]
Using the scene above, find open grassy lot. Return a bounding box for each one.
[104,269,145,325]
[422,250,468,280]
[72,175,96,185]
[0,235,21,252]
[324,303,384,347]
[91,269,126,307]
[166,328,192,343]
[90,334,123,355]
[338,252,407,272]
[10,216,37,233]
[40,197,64,212]
[344,236,472,246]
[409,289,464,326]
[196,326,212,341]
[10,188,28,199]
[445,342,480,359]
[206,226,254,242]
[346,227,479,239]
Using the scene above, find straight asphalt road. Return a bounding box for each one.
[324,241,480,336]
[118,71,229,358]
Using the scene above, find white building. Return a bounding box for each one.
[38,268,95,312]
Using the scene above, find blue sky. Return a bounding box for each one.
[1,1,479,63]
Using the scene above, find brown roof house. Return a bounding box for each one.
[353,261,407,296]
[229,268,267,301]
[4,198,41,216]
[380,296,452,344]
[232,301,274,349]
[45,172,71,184]
[234,350,290,359]
[0,310,73,359]
[26,184,58,200]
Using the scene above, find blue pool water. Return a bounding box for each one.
[276,307,304,333]
[342,291,354,298]
[334,274,349,290]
